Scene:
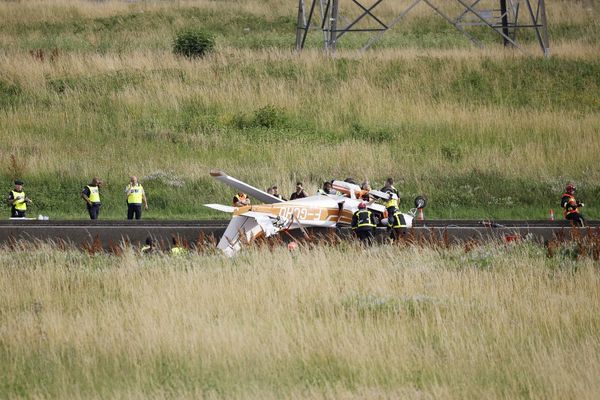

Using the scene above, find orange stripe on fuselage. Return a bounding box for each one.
[232,205,252,216]
[235,203,340,223]
[338,209,354,225]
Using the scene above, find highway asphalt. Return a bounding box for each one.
[0,219,597,250]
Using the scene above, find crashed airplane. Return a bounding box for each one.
[205,171,426,256]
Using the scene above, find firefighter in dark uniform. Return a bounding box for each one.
[561,183,584,227]
[7,179,31,218]
[388,208,407,241]
[81,177,102,220]
[351,202,376,245]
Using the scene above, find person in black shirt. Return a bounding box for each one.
[290,182,309,200]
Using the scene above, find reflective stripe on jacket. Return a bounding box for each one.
[352,209,376,229]
[389,210,407,228]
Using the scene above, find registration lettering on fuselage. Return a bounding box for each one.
[277,206,324,221]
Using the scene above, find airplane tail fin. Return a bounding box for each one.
[210,170,284,204]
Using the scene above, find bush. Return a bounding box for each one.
[173,29,215,58]
[253,105,286,128]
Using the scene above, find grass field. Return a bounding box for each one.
[0,0,598,219]
[1,3,599,397]
[1,242,599,398]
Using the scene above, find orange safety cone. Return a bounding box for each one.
[418,208,424,220]
[549,209,554,221]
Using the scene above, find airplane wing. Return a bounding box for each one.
[217,212,288,257]
[210,170,284,204]
[369,189,392,200]
[205,204,236,213]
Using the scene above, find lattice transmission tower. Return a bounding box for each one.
[295,0,549,57]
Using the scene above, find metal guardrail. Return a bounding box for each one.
[0,220,597,249]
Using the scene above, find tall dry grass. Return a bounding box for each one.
[0,47,598,182]
[0,0,594,23]
[0,242,599,398]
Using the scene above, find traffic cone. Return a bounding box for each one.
[418,208,424,220]
[549,209,554,221]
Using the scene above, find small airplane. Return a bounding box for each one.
[205,171,426,256]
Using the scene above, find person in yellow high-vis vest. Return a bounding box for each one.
[170,236,188,255]
[7,179,31,218]
[380,177,400,230]
[125,176,148,220]
[81,177,102,219]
